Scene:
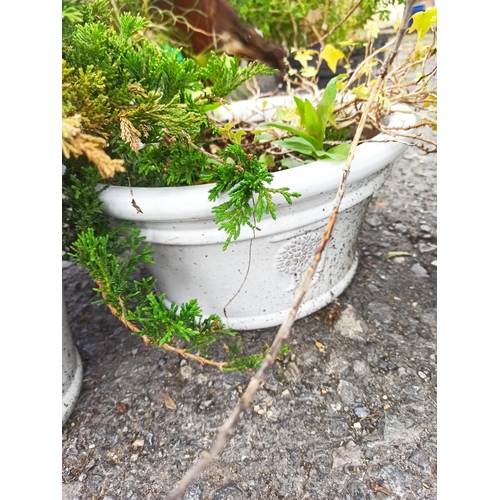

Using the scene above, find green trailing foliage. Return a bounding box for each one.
[207,143,301,250]
[68,224,288,371]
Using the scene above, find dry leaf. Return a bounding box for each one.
[131,199,143,214]
[115,402,128,413]
[372,484,390,495]
[119,116,141,153]
[164,393,177,410]
[315,341,324,349]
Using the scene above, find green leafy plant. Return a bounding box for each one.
[263,77,351,161]
[62,0,297,371]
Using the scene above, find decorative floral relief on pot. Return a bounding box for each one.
[275,232,325,291]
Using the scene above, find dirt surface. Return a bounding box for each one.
[62,128,437,500]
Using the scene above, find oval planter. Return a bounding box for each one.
[99,102,416,330]
[62,284,83,425]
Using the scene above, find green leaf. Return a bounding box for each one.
[254,132,274,142]
[303,99,322,144]
[316,77,338,138]
[281,158,304,168]
[293,96,306,123]
[259,153,275,167]
[408,6,437,41]
[276,106,297,122]
[275,137,317,156]
[326,143,351,161]
[261,121,322,150]
[300,66,318,78]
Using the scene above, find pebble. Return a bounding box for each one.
[367,284,379,293]
[88,474,104,493]
[418,242,436,253]
[281,389,290,397]
[366,216,382,227]
[420,224,431,232]
[180,365,193,380]
[184,483,203,500]
[394,223,407,233]
[353,407,370,418]
[411,263,429,277]
[417,371,427,379]
[380,464,412,496]
[337,380,365,406]
[211,481,243,500]
[409,449,429,469]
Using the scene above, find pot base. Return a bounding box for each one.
[220,253,359,330]
[62,350,83,425]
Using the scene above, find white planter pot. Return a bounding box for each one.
[62,285,83,425]
[99,103,415,330]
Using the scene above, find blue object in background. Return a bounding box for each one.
[408,4,426,28]
[162,45,184,60]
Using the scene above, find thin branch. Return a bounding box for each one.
[166,2,418,498]
[317,0,364,45]
[94,280,225,370]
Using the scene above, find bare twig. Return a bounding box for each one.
[166,2,418,498]
[317,0,364,45]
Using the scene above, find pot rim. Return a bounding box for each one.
[98,103,416,222]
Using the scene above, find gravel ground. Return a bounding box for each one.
[62,130,437,500]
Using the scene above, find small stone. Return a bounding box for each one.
[184,483,203,500]
[431,260,437,266]
[420,224,431,232]
[381,395,388,400]
[180,365,193,380]
[353,407,370,419]
[88,475,104,494]
[337,380,365,406]
[180,359,187,366]
[281,389,290,397]
[353,422,362,429]
[394,223,407,233]
[409,449,429,469]
[411,263,429,277]
[383,404,391,410]
[132,439,144,447]
[131,348,138,356]
[254,405,260,413]
[366,216,382,227]
[130,454,138,462]
[367,284,379,293]
[417,371,427,379]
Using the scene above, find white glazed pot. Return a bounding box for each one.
[99,104,415,330]
[62,285,83,425]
